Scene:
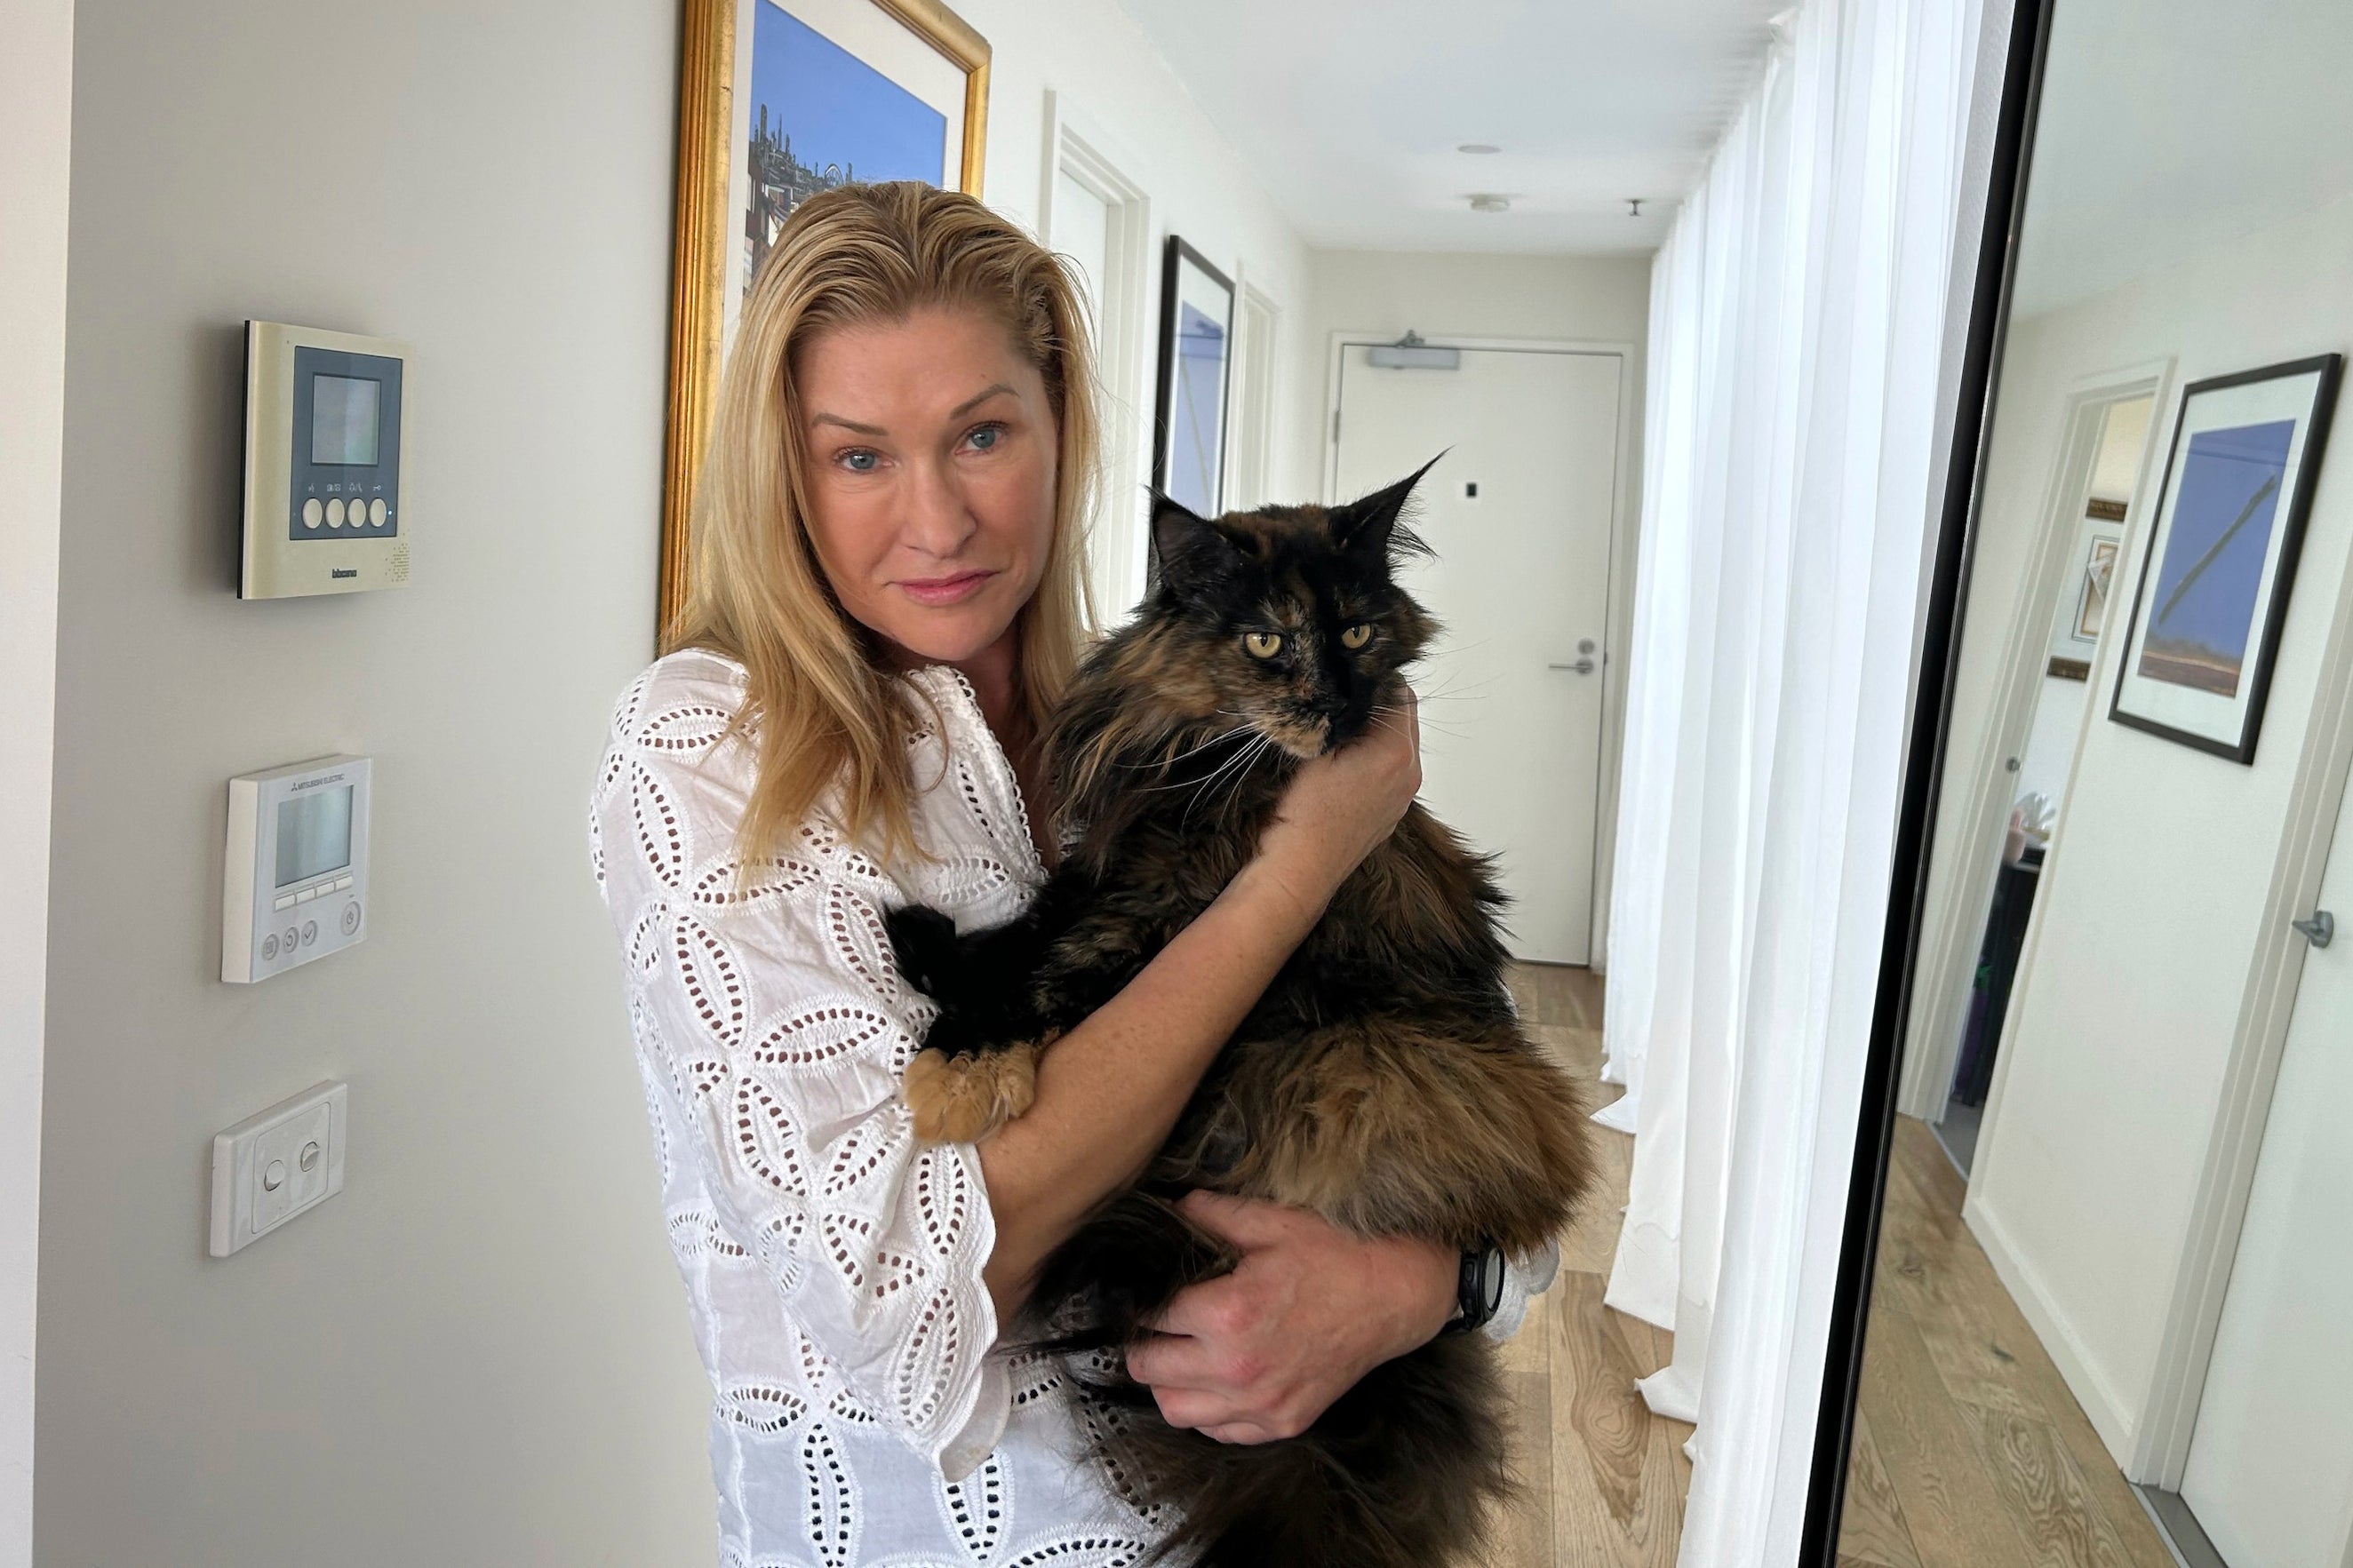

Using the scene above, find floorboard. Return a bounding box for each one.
[1485,963,1694,1567]
[1837,1116,2176,1567]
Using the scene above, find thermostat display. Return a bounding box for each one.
[242,322,411,598]
[223,755,371,983]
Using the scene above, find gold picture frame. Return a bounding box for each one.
[659,0,991,640]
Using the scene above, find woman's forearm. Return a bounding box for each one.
[976,855,1327,1321]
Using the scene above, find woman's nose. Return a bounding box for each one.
[899,457,976,557]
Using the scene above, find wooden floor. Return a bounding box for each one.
[1488,963,1695,1567]
[1838,1115,2175,1568]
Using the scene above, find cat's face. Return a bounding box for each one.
[1143,464,1440,758]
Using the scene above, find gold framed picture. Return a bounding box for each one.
[660,0,990,637]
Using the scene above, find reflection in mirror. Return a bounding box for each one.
[1839,0,2353,1564]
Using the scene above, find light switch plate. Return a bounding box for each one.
[209,1081,347,1257]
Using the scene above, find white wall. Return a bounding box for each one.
[1296,249,1652,968]
[36,0,712,1558]
[1,1,73,1560]
[34,0,1317,1559]
[1966,192,2353,1460]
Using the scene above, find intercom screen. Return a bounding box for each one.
[275,785,353,887]
[310,375,381,466]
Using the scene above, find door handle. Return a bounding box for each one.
[2293,910,2334,949]
[1548,658,1598,675]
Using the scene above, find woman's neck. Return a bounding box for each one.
[888,627,1028,757]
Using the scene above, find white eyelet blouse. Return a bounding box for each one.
[589,648,1549,1566]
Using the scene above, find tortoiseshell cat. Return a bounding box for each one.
[887,465,1595,1568]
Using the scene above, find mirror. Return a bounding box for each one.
[1832,0,2353,1563]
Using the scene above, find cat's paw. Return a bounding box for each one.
[902,1043,1041,1143]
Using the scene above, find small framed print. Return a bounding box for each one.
[1152,237,1237,518]
[2110,354,2342,761]
[2046,508,2125,681]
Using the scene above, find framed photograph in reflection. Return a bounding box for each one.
[659,0,990,636]
[1153,237,1237,517]
[2046,503,2125,681]
[2110,354,2342,761]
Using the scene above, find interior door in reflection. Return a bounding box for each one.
[2179,775,2353,1565]
[1332,344,1621,965]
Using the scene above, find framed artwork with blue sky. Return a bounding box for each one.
[657,0,990,634]
[2110,354,2341,761]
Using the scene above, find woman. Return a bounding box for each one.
[591,182,1535,1562]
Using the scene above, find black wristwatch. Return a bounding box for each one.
[1440,1240,1506,1335]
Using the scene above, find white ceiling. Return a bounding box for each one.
[1113,0,1785,254]
[2012,0,2353,316]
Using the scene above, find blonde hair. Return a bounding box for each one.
[666,181,1100,864]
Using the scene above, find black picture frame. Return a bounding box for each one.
[1150,235,1236,518]
[2106,354,2343,764]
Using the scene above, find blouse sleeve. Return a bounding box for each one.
[590,658,1009,1481]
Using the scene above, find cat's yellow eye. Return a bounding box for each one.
[1340,622,1375,650]
[1243,631,1285,659]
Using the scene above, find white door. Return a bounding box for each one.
[1332,345,1621,965]
[2179,775,2353,1566]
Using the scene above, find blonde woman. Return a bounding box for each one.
[591,183,1527,1562]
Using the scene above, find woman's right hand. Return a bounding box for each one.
[1246,684,1422,924]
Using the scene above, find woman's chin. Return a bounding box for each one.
[879,610,1013,669]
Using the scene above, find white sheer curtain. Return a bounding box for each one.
[1598,0,1998,1557]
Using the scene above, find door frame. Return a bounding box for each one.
[1895,358,2171,1122]
[1320,330,1639,970]
[1037,88,1154,617]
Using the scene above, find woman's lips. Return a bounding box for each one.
[897,569,996,607]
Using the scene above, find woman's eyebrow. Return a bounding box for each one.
[809,384,1014,436]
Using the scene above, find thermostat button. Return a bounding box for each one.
[273,893,296,911]
[332,875,352,892]
[302,497,323,528]
[283,927,299,951]
[326,498,346,527]
[294,887,315,903]
[340,903,362,935]
[300,920,317,947]
[260,934,279,959]
[369,498,387,526]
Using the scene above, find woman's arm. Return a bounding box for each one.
[976,694,1421,1321]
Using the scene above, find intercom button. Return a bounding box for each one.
[369,498,387,526]
[326,498,346,527]
[302,498,323,528]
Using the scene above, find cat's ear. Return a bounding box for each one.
[1148,491,1248,599]
[1333,454,1444,560]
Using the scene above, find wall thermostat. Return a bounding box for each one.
[223,755,371,983]
[242,321,411,599]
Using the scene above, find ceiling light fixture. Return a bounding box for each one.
[1457,142,1502,155]
[1469,193,1511,213]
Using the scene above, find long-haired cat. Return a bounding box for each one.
[887,464,1596,1568]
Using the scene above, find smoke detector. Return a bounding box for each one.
[1468,194,1511,213]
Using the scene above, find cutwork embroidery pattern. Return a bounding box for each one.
[593,649,1159,1566]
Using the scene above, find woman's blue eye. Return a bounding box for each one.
[965,424,1003,451]
[841,450,879,472]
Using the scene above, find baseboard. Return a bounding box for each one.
[1964,1192,2140,1467]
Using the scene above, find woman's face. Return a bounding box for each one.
[796,305,1059,668]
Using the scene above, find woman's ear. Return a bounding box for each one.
[1148,493,1248,601]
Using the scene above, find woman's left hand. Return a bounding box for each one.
[1124,1190,1457,1445]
